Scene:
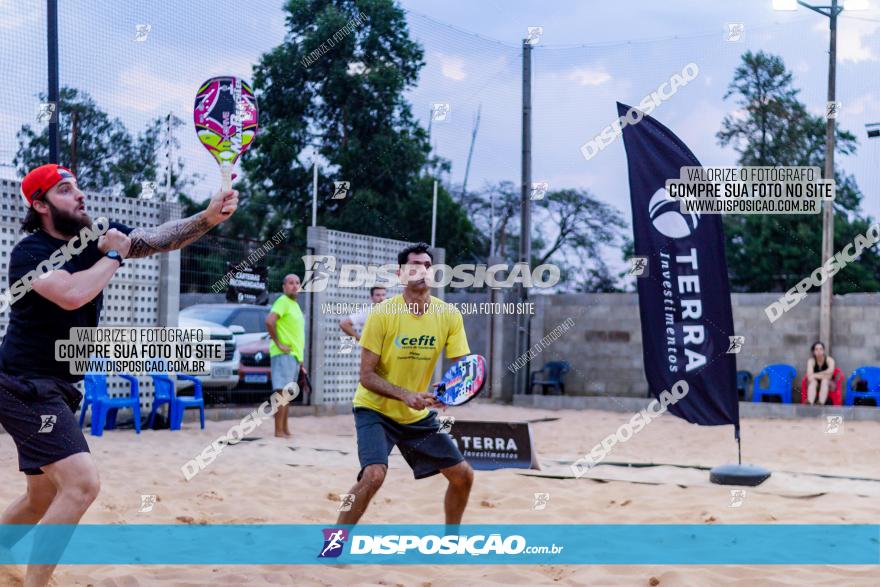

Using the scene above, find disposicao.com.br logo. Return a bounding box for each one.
[318,529,563,558]
[301,255,560,292]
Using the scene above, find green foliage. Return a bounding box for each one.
[220,0,481,287]
[15,88,195,201]
[461,181,627,292]
[717,51,879,293]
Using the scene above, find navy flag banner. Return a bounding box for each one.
[618,102,739,432]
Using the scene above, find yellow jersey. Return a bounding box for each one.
[353,295,470,423]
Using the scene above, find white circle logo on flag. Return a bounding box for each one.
[648,188,700,239]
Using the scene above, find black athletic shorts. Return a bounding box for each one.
[0,371,89,475]
[354,407,464,480]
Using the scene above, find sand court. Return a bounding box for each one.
[0,403,876,585]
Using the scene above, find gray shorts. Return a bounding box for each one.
[270,354,299,391]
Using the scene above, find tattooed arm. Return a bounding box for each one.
[126,188,239,258]
[127,212,213,258]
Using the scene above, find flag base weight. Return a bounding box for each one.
[709,464,771,486]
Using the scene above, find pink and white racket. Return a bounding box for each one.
[193,76,258,195]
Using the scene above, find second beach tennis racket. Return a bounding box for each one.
[434,354,486,406]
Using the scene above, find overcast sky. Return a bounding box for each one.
[2,0,878,268]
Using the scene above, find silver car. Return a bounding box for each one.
[176,315,240,390]
[179,304,272,347]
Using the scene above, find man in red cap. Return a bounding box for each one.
[0,163,238,586]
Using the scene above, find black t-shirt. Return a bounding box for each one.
[0,221,133,382]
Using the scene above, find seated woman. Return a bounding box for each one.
[806,341,836,405]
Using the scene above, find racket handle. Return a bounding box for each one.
[220,163,233,192]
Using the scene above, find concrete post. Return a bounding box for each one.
[305,225,329,405]
[488,256,505,401]
[157,201,181,327]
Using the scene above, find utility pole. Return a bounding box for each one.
[513,39,533,397]
[165,113,173,201]
[47,0,60,163]
[819,0,839,352]
[431,180,438,247]
[461,105,481,198]
[312,161,318,227]
[69,111,78,175]
[772,0,867,352]
[490,192,495,256]
[488,190,501,400]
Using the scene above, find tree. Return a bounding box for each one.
[459,182,627,292]
[717,51,879,293]
[453,180,516,259]
[223,0,481,289]
[17,87,138,194]
[16,88,197,201]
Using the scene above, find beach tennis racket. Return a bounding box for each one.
[434,354,486,406]
[193,76,258,196]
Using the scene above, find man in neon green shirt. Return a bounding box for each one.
[337,243,474,525]
[266,274,305,438]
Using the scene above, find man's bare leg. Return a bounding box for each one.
[283,402,292,436]
[0,474,57,533]
[336,465,386,525]
[0,475,57,584]
[24,453,100,587]
[440,461,473,525]
[273,392,290,438]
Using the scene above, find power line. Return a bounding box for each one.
[404,8,816,50]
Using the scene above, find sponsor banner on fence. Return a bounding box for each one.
[225,263,268,305]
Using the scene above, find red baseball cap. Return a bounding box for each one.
[20,164,76,208]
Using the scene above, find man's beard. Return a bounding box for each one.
[47,200,92,236]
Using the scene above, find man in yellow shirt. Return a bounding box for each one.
[266,274,305,438]
[337,243,474,525]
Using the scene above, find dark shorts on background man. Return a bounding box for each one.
[354,407,464,480]
[0,372,88,475]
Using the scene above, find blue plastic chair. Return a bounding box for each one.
[147,373,175,429]
[845,366,880,406]
[752,364,796,403]
[81,373,141,436]
[173,374,205,430]
[736,370,753,401]
[530,361,571,395]
[79,358,106,427]
[147,373,205,430]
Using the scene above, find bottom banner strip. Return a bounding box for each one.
[0,524,876,565]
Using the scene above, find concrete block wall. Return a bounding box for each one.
[721,293,878,390]
[447,291,880,399]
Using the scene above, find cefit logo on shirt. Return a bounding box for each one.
[394,335,437,349]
